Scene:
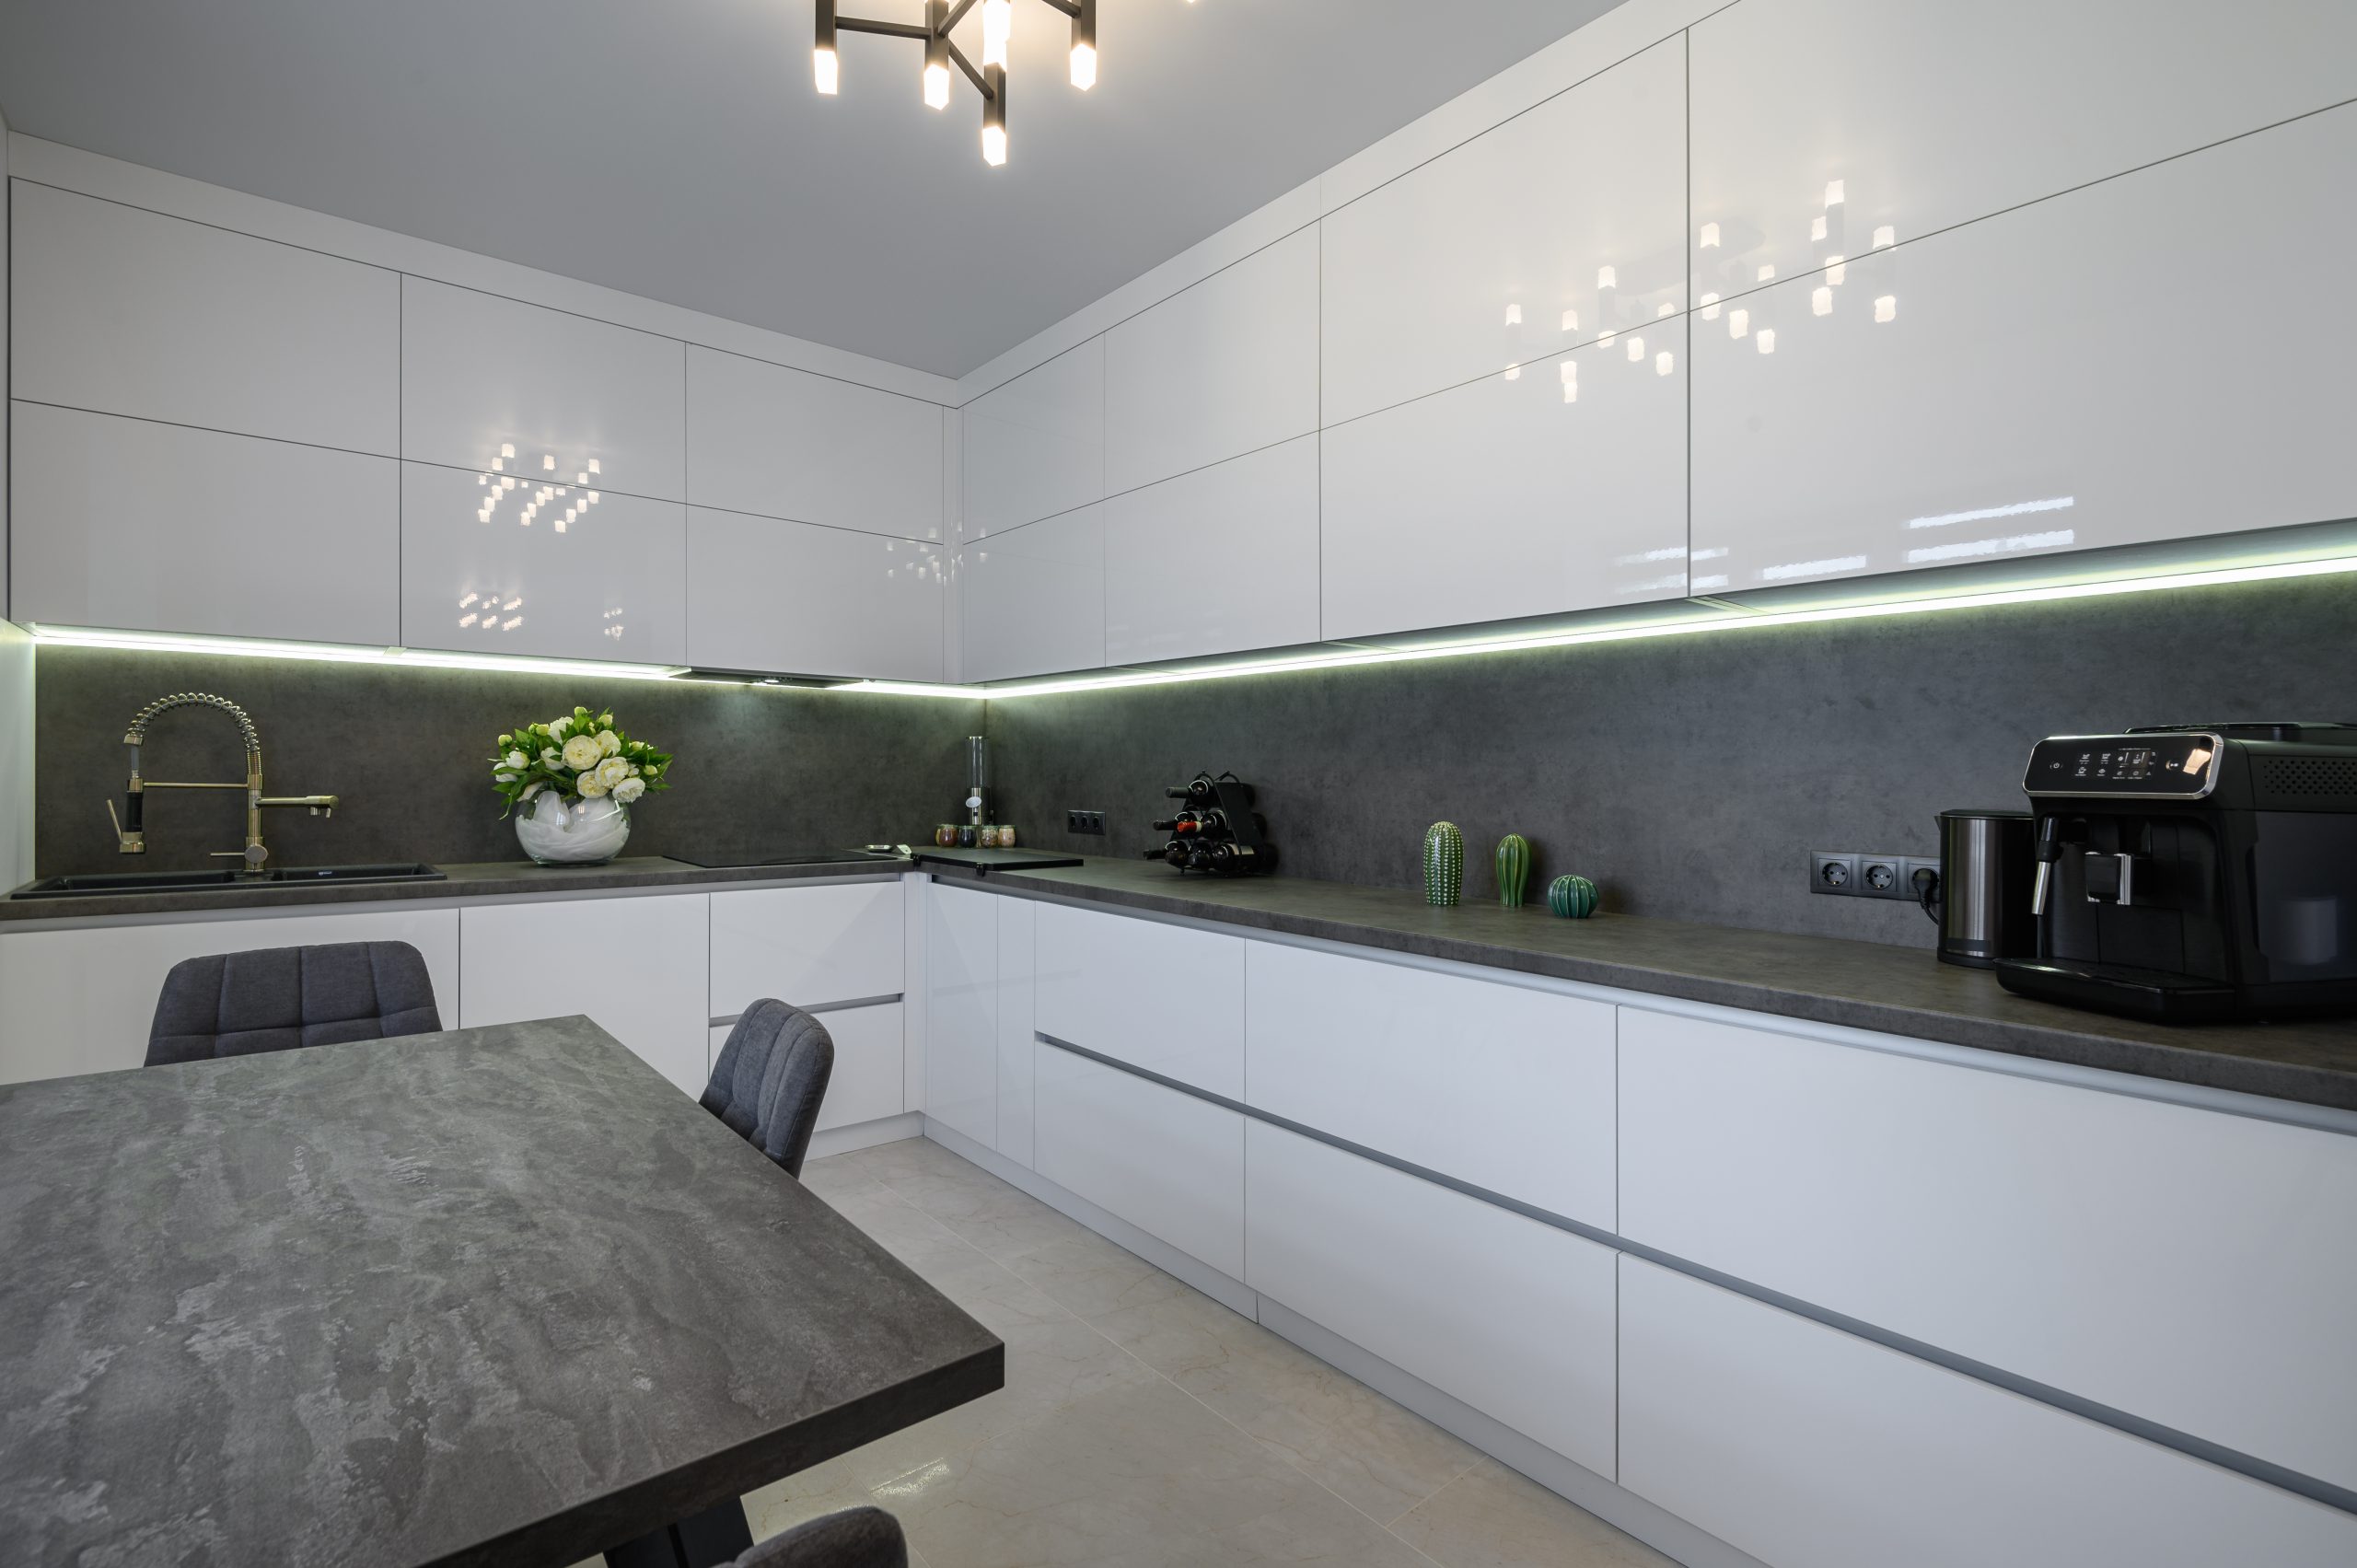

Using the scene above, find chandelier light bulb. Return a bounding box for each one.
[923,6,950,109]
[981,64,1008,166]
[923,59,950,107]
[981,0,1011,69]
[1070,0,1097,89]
[814,44,838,94]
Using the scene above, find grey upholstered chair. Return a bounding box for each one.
[701,999,835,1179]
[145,941,443,1065]
[729,1508,906,1568]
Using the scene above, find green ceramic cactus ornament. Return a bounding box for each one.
[1549,873,1599,919]
[1423,821,1465,907]
[1495,833,1532,908]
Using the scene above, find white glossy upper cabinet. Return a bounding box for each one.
[10,182,398,456]
[958,505,1105,681]
[11,402,400,645]
[1319,37,1686,426]
[1689,107,2357,594]
[400,463,686,664]
[1104,436,1319,665]
[1103,228,1319,494]
[959,339,1103,539]
[687,508,944,681]
[1689,0,2357,308]
[1320,320,1686,641]
[686,347,944,540]
[401,276,686,503]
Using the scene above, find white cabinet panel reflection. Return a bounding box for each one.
[962,340,1105,540]
[1320,36,1686,428]
[400,462,686,664]
[686,346,945,540]
[959,505,1106,681]
[1105,436,1320,666]
[686,507,944,682]
[401,277,686,504]
[1320,319,1687,642]
[1689,0,2357,310]
[1691,107,2357,593]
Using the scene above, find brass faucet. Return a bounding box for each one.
[110,692,340,873]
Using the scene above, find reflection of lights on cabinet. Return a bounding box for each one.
[1873,226,1895,249]
[587,459,601,475]
[1699,292,1721,320]
[501,444,516,459]
[1655,351,1674,377]
[1596,265,1617,289]
[1656,302,1675,319]
[1560,361,1577,403]
[1729,308,1749,339]
[1757,328,1777,354]
[503,616,524,631]
[460,612,479,628]
[542,454,555,470]
[1626,336,1644,362]
[1823,180,1845,206]
[1698,222,1719,249]
[1502,364,1520,382]
[1826,256,1846,285]
[1875,295,1898,323]
[1560,308,1578,333]
[1811,215,1828,242]
[1811,286,1833,316]
[1504,302,1522,327]
[1757,264,1775,283]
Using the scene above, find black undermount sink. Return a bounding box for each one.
[9,864,447,900]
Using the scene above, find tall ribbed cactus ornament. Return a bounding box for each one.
[1495,833,1532,908]
[1423,821,1465,907]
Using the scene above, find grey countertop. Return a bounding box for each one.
[957,858,2357,1115]
[0,1016,1003,1568]
[0,853,912,923]
[9,848,2352,1113]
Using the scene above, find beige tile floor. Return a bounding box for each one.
[726,1136,1680,1568]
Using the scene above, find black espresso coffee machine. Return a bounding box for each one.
[1146,772,1275,877]
[1996,722,2357,1022]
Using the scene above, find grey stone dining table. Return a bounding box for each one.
[0,1016,1004,1567]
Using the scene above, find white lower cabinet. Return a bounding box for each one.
[1035,900,1243,1097]
[1244,1120,1617,1478]
[685,506,944,681]
[459,893,708,1096]
[994,894,1038,1167]
[0,907,459,1086]
[1244,941,1615,1225]
[924,882,998,1148]
[10,401,401,645]
[1618,1005,2357,1492]
[1618,1259,2357,1568]
[710,882,905,1018]
[1035,1042,1244,1280]
[707,1000,906,1133]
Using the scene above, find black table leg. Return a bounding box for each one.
[605,1496,755,1568]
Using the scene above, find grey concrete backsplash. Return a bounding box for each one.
[33,649,984,874]
[982,575,2357,948]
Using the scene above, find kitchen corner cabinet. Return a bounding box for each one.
[959,339,1104,540]
[400,462,687,665]
[686,507,944,681]
[1103,436,1320,666]
[957,506,1106,683]
[1618,1260,2357,1568]
[10,401,401,646]
[10,181,400,457]
[1102,226,1318,495]
[400,276,687,504]
[924,881,999,1148]
[459,892,709,1097]
[1319,320,1687,642]
[0,907,459,1086]
[686,346,945,541]
[1689,104,2357,594]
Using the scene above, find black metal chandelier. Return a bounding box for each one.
[813,0,1097,167]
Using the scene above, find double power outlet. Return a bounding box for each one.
[1811,850,1939,901]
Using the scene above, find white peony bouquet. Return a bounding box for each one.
[489,706,673,818]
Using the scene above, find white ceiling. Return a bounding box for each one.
[0,0,1625,377]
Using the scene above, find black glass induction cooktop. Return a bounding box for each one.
[670,846,909,869]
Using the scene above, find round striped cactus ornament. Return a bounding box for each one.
[1548,874,1599,919]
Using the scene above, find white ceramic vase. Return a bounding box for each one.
[515,792,632,865]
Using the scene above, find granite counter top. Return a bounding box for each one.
[0,853,911,924]
[952,858,2357,1116]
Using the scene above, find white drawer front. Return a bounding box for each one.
[1619,1005,2357,1491]
[1035,1042,1244,1280]
[710,882,904,1018]
[1035,901,1243,1098]
[1619,1260,2357,1568]
[713,1003,906,1133]
[1245,1121,1616,1478]
[994,895,1038,1168]
[0,908,459,1086]
[1245,941,1614,1226]
[459,894,709,1097]
[924,882,999,1150]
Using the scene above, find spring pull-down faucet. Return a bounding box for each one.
[109,692,340,873]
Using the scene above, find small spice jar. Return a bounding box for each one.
[934,824,959,847]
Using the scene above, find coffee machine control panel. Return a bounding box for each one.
[2023,732,2223,798]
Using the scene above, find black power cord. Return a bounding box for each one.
[1911,865,1943,925]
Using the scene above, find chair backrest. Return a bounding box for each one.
[730,1507,906,1568]
[145,941,444,1065]
[701,1000,835,1178]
